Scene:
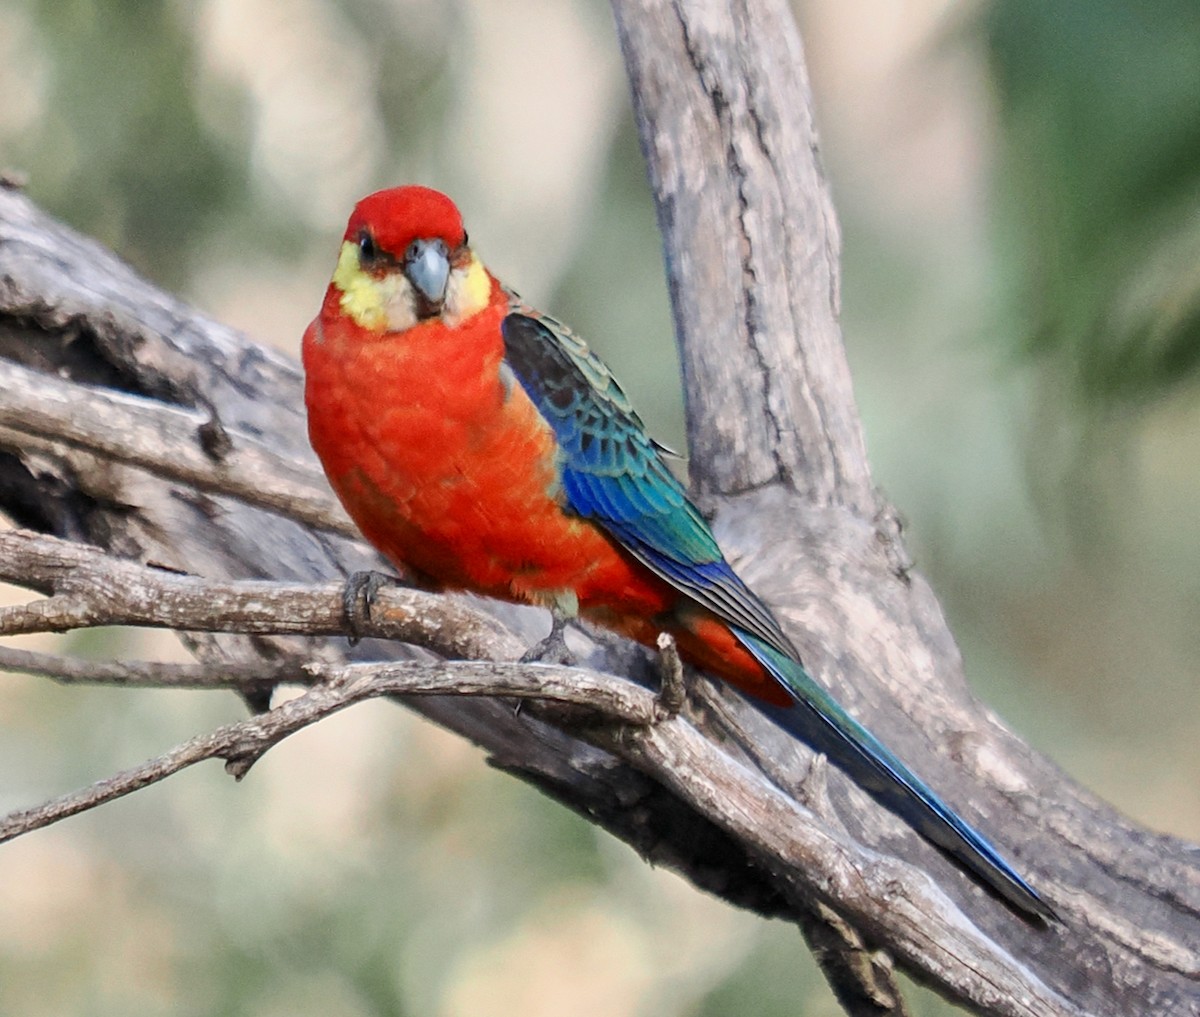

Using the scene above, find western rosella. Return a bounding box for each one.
[302,185,1054,921]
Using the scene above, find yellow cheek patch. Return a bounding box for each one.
[332,241,419,333]
[444,254,492,325]
[332,241,387,330]
[331,241,489,332]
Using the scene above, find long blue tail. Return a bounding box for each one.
[735,628,1056,921]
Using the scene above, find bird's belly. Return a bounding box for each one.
[315,378,665,614]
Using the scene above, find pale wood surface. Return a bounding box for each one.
[0,1,1196,1012]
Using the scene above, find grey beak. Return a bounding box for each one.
[405,238,450,309]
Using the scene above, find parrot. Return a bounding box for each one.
[302,185,1054,922]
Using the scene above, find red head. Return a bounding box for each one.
[344,186,467,253]
[324,186,493,333]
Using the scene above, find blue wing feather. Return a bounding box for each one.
[500,302,793,655]
[499,301,1055,921]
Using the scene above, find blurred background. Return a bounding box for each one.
[2,0,1199,1014]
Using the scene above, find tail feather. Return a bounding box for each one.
[734,628,1057,922]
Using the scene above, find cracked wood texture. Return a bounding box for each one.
[612,1,1199,1014]
[0,1,1195,1013]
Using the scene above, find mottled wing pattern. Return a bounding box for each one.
[499,299,795,659]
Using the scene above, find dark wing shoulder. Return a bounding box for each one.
[500,301,795,657]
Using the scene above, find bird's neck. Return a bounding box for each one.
[314,285,509,393]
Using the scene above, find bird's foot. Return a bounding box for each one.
[520,607,576,666]
[651,632,687,723]
[342,569,393,646]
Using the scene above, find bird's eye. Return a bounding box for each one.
[357,230,380,266]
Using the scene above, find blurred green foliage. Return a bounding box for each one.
[2,1,1199,1016]
[983,0,1200,404]
[17,0,241,289]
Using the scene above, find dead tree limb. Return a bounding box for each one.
[0,1,1195,1013]
[0,647,662,846]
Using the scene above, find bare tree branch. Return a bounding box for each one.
[0,643,289,690]
[0,357,355,536]
[0,1,1195,1014]
[0,636,1083,1016]
[611,1,1199,1013]
[0,656,661,844]
[0,528,523,661]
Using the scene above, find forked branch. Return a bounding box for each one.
[0,0,1196,1012]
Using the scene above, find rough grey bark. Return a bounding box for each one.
[0,3,1195,1015]
[610,2,1200,1014]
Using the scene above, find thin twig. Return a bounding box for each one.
[655,631,687,717]
[0,640,1078,1016]
[0,658,658,845]
[0,644,297,690]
